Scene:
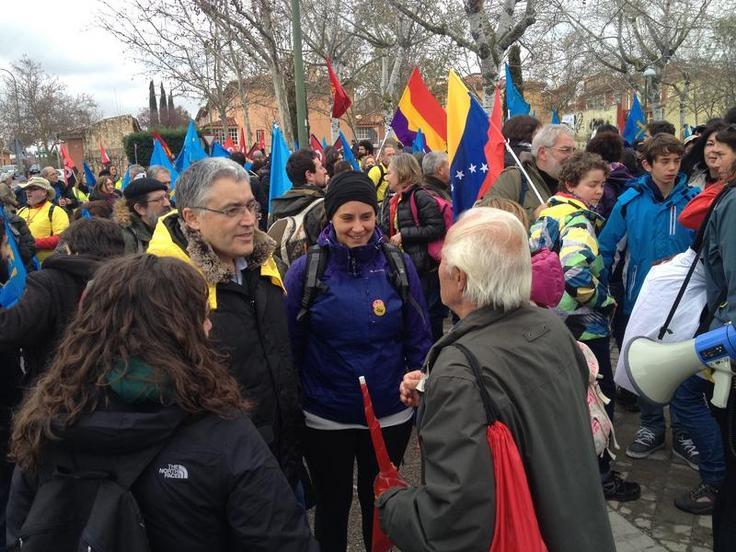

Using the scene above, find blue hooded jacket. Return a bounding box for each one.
[599,172,698,315]
[285,224,432,425]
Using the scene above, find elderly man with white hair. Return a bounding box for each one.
[479,124,576,220]
[377,207,615,552]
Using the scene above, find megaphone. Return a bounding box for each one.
[624,324,736,409]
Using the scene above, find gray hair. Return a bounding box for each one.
[531,124,575,157]
[422,151,448,176]
[40,166,56,179]
[175,157,250,210]
[147,165,171,181]
[442,207,531,310]
[128,164,146,179]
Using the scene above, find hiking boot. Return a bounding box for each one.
[674,482,719,515]
[602,471,641,502]
[626,427,665,459]
[672,431,700,471]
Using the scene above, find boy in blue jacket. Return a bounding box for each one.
[599,133,699,470]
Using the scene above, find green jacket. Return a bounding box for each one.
[113,199,154,254]
[378,306,614,552]
[478,152,556,221]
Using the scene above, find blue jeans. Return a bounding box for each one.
[638,397,683,436]
[670,375,726,486]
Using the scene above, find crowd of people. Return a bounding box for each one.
[0,108,735,551]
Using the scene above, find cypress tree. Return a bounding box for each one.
[149,80,159,126]
[159,82,168,126]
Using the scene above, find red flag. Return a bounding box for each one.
[150,130,174,160]
[310,134,325,162]
[326,58,352,119]
[358,376,407,552]
[477,87,506,199]
[99,142,111,165]
[223,136,236,153]
[60,144,76,184]
[247,141,259,158]
[239,128,247,154]
[616,101,626,133]
[258,134,266,152]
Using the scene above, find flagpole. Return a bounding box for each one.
[375,126,392,162]
[503,139,545,204]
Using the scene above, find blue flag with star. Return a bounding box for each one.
[623,94,646,145]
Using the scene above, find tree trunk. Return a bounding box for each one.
[679,78,689,137]
[270,60,294,146]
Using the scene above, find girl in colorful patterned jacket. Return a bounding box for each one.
[529,151,641,503]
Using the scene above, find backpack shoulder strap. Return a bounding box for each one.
[380,242,427,328]
[381,242,410,302]
[657,185,734,340]
[372,164,386,190]
[47,203,56,236]
[296,244,329,322]
[452,342,498,425]
[518,170,529,205]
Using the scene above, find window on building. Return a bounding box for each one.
[355,127,378,145]
[229,128,239,144]
[256,129,265,144]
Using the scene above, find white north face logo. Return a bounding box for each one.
[159,464,189,479]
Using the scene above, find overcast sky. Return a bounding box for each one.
[0,0,200,121]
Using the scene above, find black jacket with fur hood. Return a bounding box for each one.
[112,199,155,254]
[148,211,304,486]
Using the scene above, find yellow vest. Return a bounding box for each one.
[18,201,70,262]
[368,164,389,202]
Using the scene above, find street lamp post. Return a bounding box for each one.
[0,68,23,176]
[643,67,656,122]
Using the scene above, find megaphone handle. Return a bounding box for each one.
[711,369,732,409]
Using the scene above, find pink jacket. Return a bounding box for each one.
[531,248,564,308]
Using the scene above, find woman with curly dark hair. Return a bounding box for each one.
[6,254,317,552]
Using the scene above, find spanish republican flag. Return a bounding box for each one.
[390,68,447,152]
[326,58,352,119]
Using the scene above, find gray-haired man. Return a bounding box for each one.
[479,124,576,220]
[148,157,304,492]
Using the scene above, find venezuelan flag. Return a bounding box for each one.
[391,68,447,152]
[447,71,504,217]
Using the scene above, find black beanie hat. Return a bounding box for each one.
[123,177,169,201]
[324,171,379,220]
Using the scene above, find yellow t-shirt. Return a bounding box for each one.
[18,201,70,262]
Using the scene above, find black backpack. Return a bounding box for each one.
[9,437,175,551]
[296,241,426,326]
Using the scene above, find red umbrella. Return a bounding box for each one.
[359,376,407,552]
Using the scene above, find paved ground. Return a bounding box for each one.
[330,342,715,551]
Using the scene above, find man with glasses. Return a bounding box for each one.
[147,165,173,191]
[114,177,172,253]
[147,157,304,496]
[479,124,577,220]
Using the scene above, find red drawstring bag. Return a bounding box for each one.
[453,343,548,552]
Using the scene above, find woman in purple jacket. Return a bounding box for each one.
[285,171,432,552]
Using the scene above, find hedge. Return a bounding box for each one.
[123,127,203,165]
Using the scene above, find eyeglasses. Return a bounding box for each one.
[194,200,262,221]
[144,195,170,205]
[552,146,577,155]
